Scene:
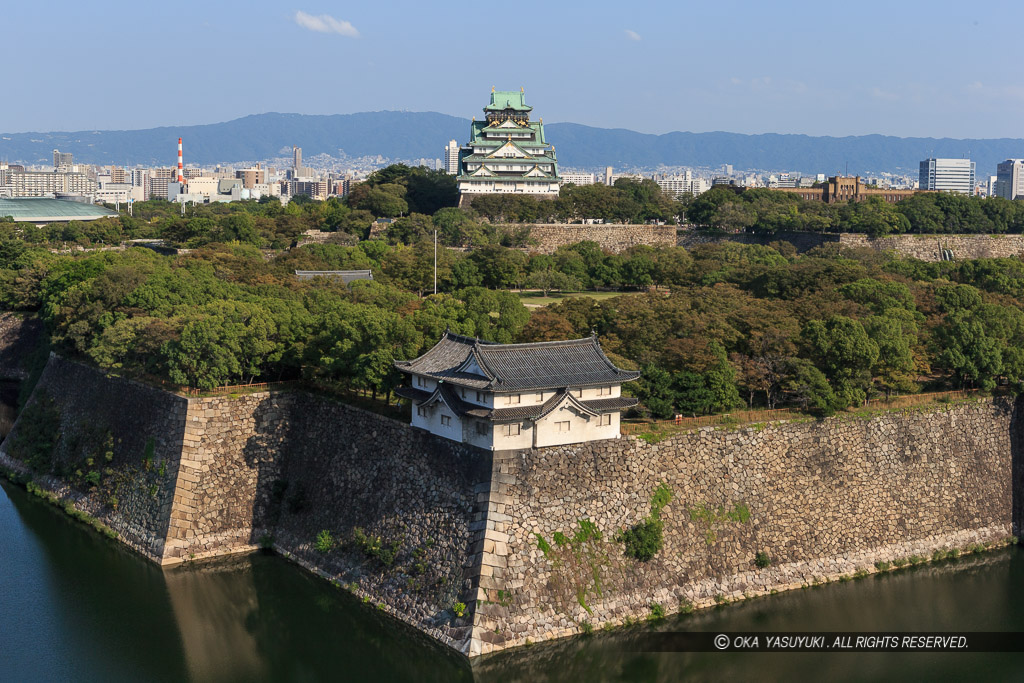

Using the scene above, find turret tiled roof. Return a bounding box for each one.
[395,331,640,391]
[394,384,638,423]
[484,90,532,112]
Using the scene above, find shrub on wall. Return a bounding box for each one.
[616,483,672,562]
[7,390,60,472]
[617,517,664,562]
[315,529,334,553]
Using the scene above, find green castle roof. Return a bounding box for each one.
[484,90,532,112]
[469,120,547,145]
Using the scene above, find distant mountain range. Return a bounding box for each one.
[3,112,1023,175]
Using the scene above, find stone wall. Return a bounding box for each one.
[266,392,491,652]
[505,224,677,254]
[838,233,1024,261]
[674,230,1024,262]
[0,357,490,653]
[3,353,1021,658]
[1,354,188,561]
[163,393,294,563]
[677,230,836,253]
[471,399,1016,654]
[0,313,43,380]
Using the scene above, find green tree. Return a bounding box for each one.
[803,316,879,406]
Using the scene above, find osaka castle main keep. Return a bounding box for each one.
[394,331,639,449]
[455,88,561,201]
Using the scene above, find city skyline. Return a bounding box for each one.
[5,1,1024,138]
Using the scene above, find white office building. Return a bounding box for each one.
[654,172,710,199]
[919,158,975,194]
[995,160,1024,200]
[444,140,460,175]
[560,172,596,186]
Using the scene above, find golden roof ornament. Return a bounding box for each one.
[492,86,495,93]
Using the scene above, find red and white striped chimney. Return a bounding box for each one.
[176,137,184,185]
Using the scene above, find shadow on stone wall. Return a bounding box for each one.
[239,391,493,649]
[0,314,42,380]
[239,394,292,544]
[2,355,188,561]
[1011,396,1024,538]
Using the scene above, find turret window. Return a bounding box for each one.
[441,415,451,426]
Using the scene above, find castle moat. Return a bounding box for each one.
[3,478,1023,683]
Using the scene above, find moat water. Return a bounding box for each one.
[2,479,1024,682]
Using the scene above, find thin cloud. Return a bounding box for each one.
[871,87,900,102]
[624,29,641,41]
[294,10,360,37]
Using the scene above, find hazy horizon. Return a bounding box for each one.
[4,110,1023,144]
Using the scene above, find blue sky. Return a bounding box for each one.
[5,1,1022,138]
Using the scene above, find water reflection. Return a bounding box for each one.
[475,550,1024,682]
[164,558,266,682]
[4,478,1024,683]
[0,481,471,683]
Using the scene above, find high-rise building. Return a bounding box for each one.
[149,168,174,199]
[236,164,266,189]
[110,167,126,184]
[444,140,460,175]
[289,180,328,201]
[455,88,560,200]
[52,149,73,168]
[4,171,95,197]
[919,158,975,194]
[995,160,1024,200]
[130,169,150,199]
[604,166,613,186]
[291,146,306,178]
[655,173,709,198]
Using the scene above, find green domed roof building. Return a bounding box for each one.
[456,88,561,203]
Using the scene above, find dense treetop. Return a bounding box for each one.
[686,185,1024,236]
[4,163,1024,416]
[4,226,1024,418]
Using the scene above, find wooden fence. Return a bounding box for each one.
[179,380,301,397]
[620,389,978,437]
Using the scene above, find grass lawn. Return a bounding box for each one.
[516,290,637,307]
